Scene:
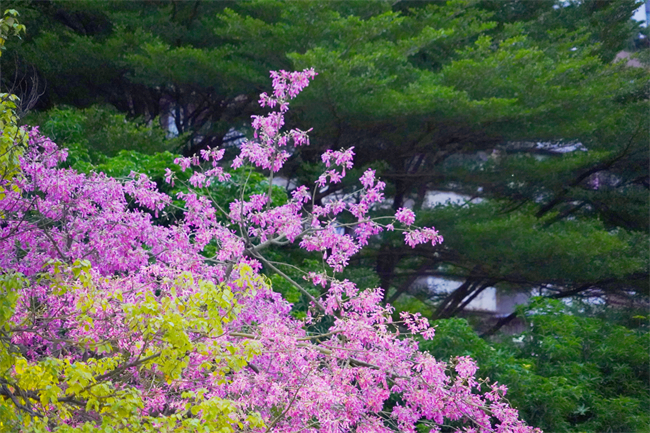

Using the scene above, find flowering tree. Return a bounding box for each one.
[0,69,539,433]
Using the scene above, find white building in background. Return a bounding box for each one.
[415,277,530,317]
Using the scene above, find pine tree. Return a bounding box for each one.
[3,0,647,326]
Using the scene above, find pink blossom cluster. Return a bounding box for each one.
[396,207,416,225]
[0,70,540,433]
[232,69,316,172]
[317,147,356,186]
[260,68,318,108]
[400,311,436,340]
[404,227,445,248]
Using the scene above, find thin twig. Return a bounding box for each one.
[253,253,325,312]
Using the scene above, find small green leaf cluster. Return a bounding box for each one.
[0,9,27,187]
[23,106,185,164]
[421,298,649,432]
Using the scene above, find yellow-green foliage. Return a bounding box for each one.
[0,10,27,184]
[0,262,265,432]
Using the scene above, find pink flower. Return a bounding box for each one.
[404,227,443,248]
[395,207,416,225]
[360,169,376,189]
[291,186,310,203]
[164,168,174,185]
[455,356,478,378]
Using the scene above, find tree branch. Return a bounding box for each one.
[253,253,325,312]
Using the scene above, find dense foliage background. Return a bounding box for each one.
[1,1,648,431]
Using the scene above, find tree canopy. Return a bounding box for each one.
[0,1,648,431]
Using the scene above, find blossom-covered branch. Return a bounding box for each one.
[0,69,538,433]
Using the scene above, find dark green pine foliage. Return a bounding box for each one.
[210,0,648,324]
[3,0,648,326]
[4,0,268,152]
